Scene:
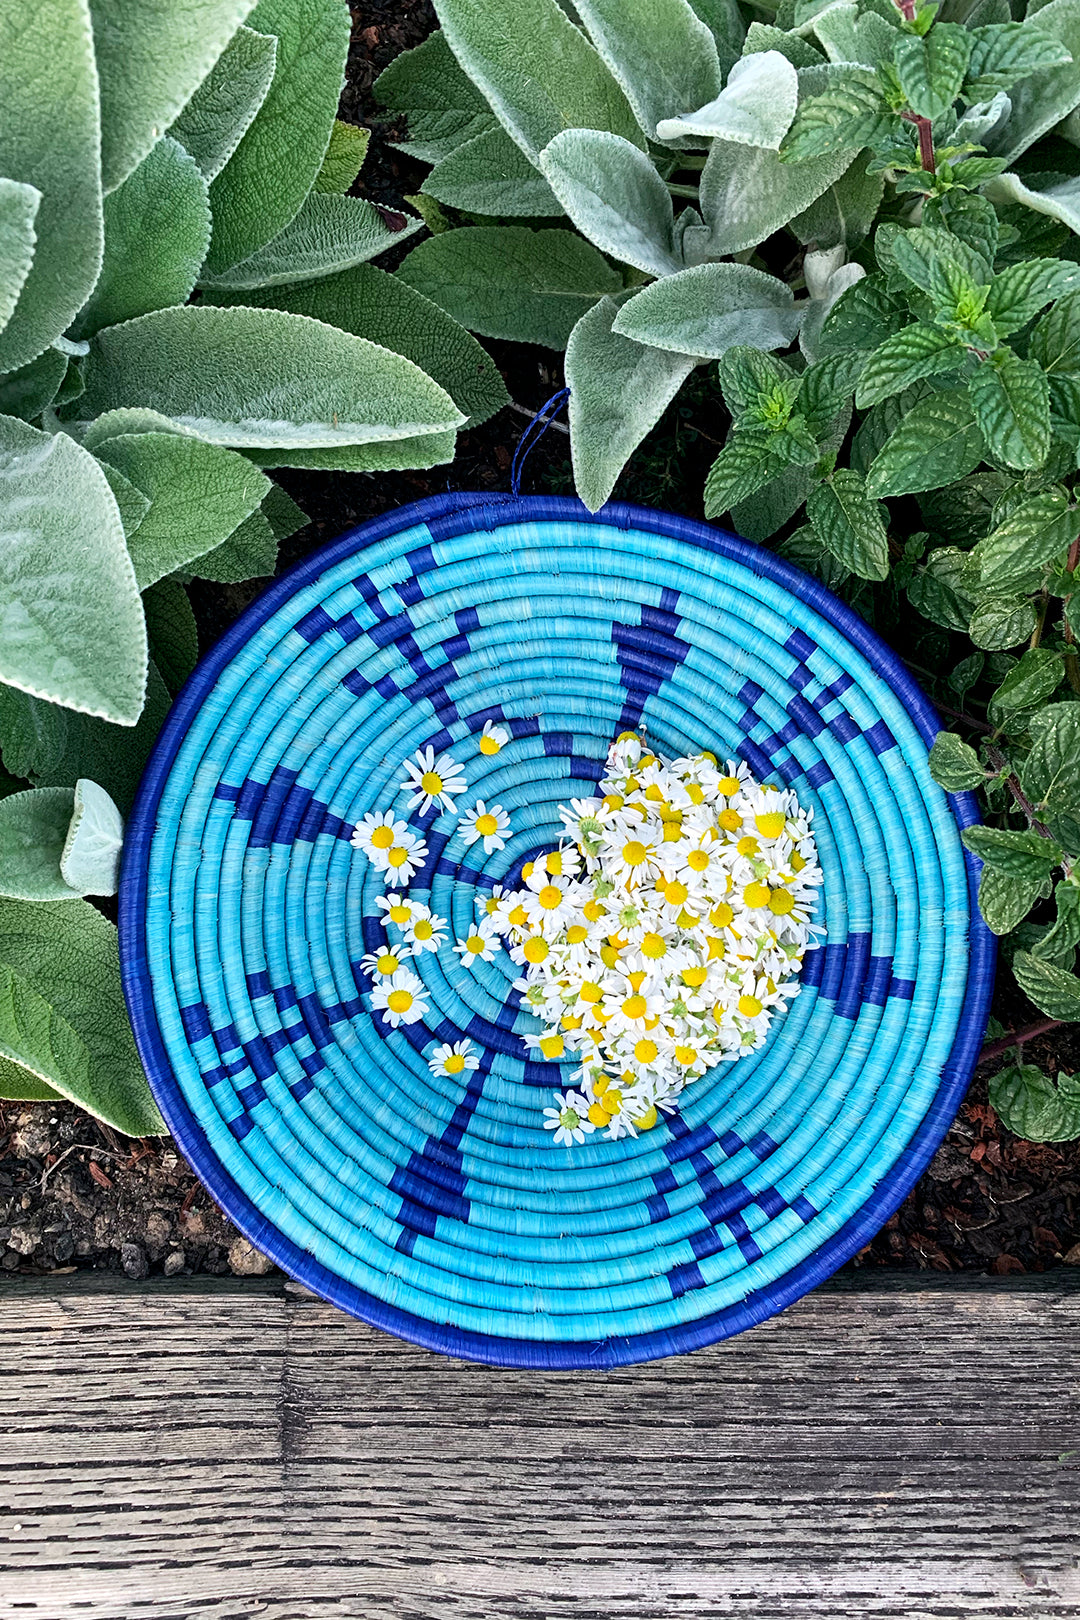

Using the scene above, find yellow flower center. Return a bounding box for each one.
[739,994,763,1018]
[580,981,603,1003]
[627,970,646,990]
[645,783,665,802]
[479,735,500,754]
[413,920,433,940]
[562,1013,582,1029]
[387,989,413,1013]
[603,794,623,812]
[791,850,807,872]
[756,811,786,839]
[718,808,742,831]
[662,820,683,842]
[475,813,498,836]
[641,932,666,959]
[718,775,740,795]
[539,1034,564,1059]
[583,898,604,921]
[674,1045,698,1066]
[521,861,534,879]
[509,905,528,927]
[587,1102,611,1127]
[681,965,707,987]
[622,994,647,1019]
[634,1038,658,1063]
[632,1104,659,1130]
[465,935,487,954]
[769,889,795,915]
[600,944,620,968]
[622,840,648,866]
[664,881,688,906]
[376,954,399,974]
[538,883,562,910]
[565,924,588,944]
[605,1089,623,1114]
[744,882,770,909]
[388,903,410,923]
[707,935,726,960]
[710,903,734,928]
[420,770,443,796]
[444,1053,465,1074]
[387,846,410,867]
[592,1071,610,1095]
[737,836,759,857]
[523,937,549,963]
[370,825,395,848]
[686,848,709,871]
[544,850,563,875]
[685,782,704,805]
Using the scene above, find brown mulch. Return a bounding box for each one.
[4,0,1080,1287]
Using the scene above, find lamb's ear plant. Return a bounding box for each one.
[0,0,509,1133]
[379,0,1080,1141]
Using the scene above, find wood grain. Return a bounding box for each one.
[2,1274,1080,1619]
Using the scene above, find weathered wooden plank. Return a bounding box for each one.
[2,1276,1080,1619]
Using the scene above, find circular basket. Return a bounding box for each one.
[120,493,994,1367]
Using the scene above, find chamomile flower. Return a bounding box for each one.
[428,1039,480,1077]
[479,719,510,755]
[543,1091,595,1146]
[352,810,409,861]
[404,906,449,954]
[369,968,429,1028]
[459,800,512,853]
[376,893,418,928]
[400,746,467,815]
[380,831,428,888]
[359,946,412,978]
[453,919,499,968]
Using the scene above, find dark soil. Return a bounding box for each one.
[4,1,1080,1287]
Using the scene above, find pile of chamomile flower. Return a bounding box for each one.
[352,727,822,1151]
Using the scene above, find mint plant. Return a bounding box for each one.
[378,0,1080,1141]
[0,0,507,1133]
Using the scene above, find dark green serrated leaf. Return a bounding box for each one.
[1014,949,1080,1021]
[855,324,966,408]
[1030,287,1080,375]
[867,387,986,498]
[962,824,1063,878]
[969,351,1052,471]
[799,352,866,433]
[985,259,1080,338]
[890,225,990,306]
[969,594,1038,649]
[988,645,1063,723]
[894,23,973,121]
[1021,701,1080,852]
[923,190,999,266]
[716,347,795,420]
[967,486,1075,592]
[143,578,198,698]
[806,469,889,580]
[908,546,975,631]
[989,1063,1080,1142]
[1033,881,1080,970]
[703,431,794,518]
[979,866,1049,933]
[964,20,1073,98]
[779,68,891,160]
[818,273,907,356]
[929,729,987,791]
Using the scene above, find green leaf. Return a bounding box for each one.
[205,0,350,275]
[812,2,898,69]
[704,429,796,517]
[806,468,888,580]
[143,577,198,696]
[965,21,1073,98]
[889,225,990,306]
[314,119,369,193]
[422,125,563,217]
[538,131,681,278]
[985,260,1080,339]
[396,227,622,350]
[1014,948,1080,1020]
[855,325,965,409]
[799,351,864,431]
[788,155,885,249]
[200,193,422,291]
[984,0,1080,164]
[0,416,146,724]
[25,660,171,816]
[60,778,123,896]
[566,297,696,513]
[689,0,746,60]
[743,21,825,68]
[70,137,211,341]
[167,23,278,182]
[204,264,507,430]
[191,507,276,582]
[260,481,307,543]
[986,170,1080,241]
[867,388,985,498]
[0,0,103,374]
[967,487,1074,593]
[610,263,800,358]
[717,347,796,418]
[968,594,1038,650]
[573,0,723,143]
[0,896,165,1135]
[0,961,94,1105]
[894,23,972,121]
[99,459,151,539]
[908,546,975,632]
[95,432,269,588]
[928,730,987,791]
[923,188,999,267]
[818,272,907,355]
[1031,287,1080,375]
[654,50,798,149]
[0,1058,62,1103]
[89,0,256,194]
[0,348,70,424]
[687,66,859,256]
[990,1063,1080,1143]
[431,0,644,162]
[962,824,1063,879]
[0,179,41,339]
[0,787,76,900]
[979,866,1048,933]
[778,66,890,160]
[373,30,494,164]
[969,352,1051,472]
[76,304,464,450]
[242,432,457,475]
[987,645,1063,724]
[1021,701,1080,850]
[1032,880,1080,969]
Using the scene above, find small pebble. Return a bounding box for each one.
[120,1241,149,1280]
[163,1249,186,1278]
[228,1237,274,1276]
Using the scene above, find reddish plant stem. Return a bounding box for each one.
[984,741,1054,838]
[978,1018,1063,1066]
[1062,532,1080,694]
[901,110,936,173]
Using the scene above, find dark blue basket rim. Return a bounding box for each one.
[119,491,995,1369]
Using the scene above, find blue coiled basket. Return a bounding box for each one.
[120,492,994,1367]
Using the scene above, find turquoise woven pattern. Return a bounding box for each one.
[122,494,990,1366]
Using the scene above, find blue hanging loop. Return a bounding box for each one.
[510,387,570,496]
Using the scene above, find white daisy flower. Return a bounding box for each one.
[351,809,409,863]
[369,968,429,1028]
[459,800,512,853]
[375,894,419,928]
[542,1091,595,1146]
[428,1039,480,1077]
[453,919,499,968]
[359,946,412,978]
[478,719,510,755]
[381,831,428,888]
[404,906,449,954]
[400,745,467,815]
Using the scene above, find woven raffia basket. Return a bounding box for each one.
[120,492,994,1367]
